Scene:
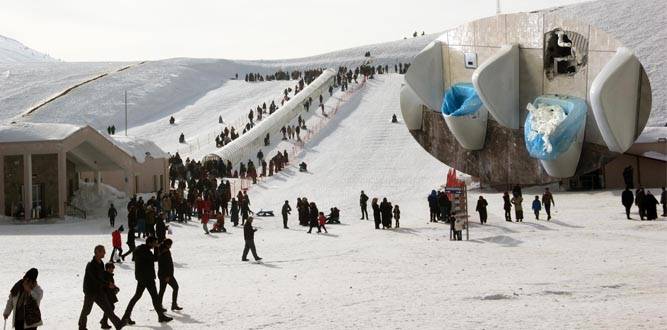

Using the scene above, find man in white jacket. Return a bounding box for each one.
[3,268,43,329]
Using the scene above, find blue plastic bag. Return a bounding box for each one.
[524,95,587,160]
[441,83,483,117]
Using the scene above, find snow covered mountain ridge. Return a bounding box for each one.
[0,34,58,63]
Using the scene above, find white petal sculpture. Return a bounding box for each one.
[472,44,520,129]
[590,47,641,153]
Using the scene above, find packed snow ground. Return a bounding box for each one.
[1,189,665,329]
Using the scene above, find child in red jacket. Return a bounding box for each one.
[110,225,124,263]
[317,212,328,233]
[201,210,210,235]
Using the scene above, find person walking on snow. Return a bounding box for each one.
[317,212,328,233]
[122,237,172,325]
[110,226,124,263]
[99,262,119,329]
[158,239,182,312]
[242,217,262,261]
[476,196,488,224]
[3,268,43,330]
[621,186,634,219]
[108,203,117,227]
[281,201,291,229]
[307,202,320,233]
[359,191,369,220]
[78,246,125,330]
[532,196,541,220]
[541,188,555,220]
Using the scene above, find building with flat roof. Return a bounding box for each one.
[0,122,169,219]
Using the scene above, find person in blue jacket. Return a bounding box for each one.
[532,196,542,220]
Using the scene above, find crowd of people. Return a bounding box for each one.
[359,191,401,229]
[621,186,665,220]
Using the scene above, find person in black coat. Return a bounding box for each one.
[359,191,369,220]
[380,198,392,229]
[502,192,512,222]
[307,202,320,233]
[635,188,646,220]
[122,237,172,324]
[621,187,634,219]
[155,215,167,243]
[108,203,117,227]
[100,262,120,329]
[281,201,291,229]
[476,196,488,224]
[158,239,182,312]
[371,198,381,229]
[242,217,261,261]
[644,191,659,220]
[230,198,239,226]
[78,245,125,330]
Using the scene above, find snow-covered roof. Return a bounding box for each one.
[0,122,81,142]
[111,135,169,163]
[0,122,168,162]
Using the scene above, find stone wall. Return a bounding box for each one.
[411,110,617,186]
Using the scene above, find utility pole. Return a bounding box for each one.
[124,90,128,136]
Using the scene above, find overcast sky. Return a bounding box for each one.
[0,0,591,62]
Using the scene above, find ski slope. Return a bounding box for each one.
[249,74,447,218]
[128,78,297,159]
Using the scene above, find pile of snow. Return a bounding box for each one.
[526,103,567,153]
[70,182,127,216]
[0,34,58,63]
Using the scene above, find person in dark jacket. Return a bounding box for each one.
[78,245,125,330]
[122,237,172,324]
[108,203,117,227]
[380,198,392,229]
[541,188,555,220]
[371,198,381,229]
[621,187,634,219]
[100,263,120,329]
[307,202,320,233]
[635,188,646,220]
[427,190,438,222]
[158,239,182,312]
[359,191,369,220]
[155,215,167,243]
[230,198,239,226]
[644,190,659,220]
[242,217,262,261]
[393,205,401,228]
[281,201,291,229]
[476,196,488,224]
[502,191,512,222]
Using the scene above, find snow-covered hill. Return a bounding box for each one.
[0,34,58,63]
